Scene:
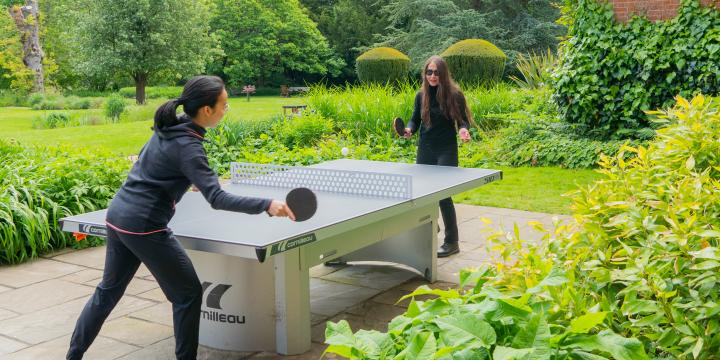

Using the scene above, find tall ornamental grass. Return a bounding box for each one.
[0,141,128,264]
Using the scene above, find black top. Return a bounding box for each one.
[407,86,470,148]
[106,114,272,233]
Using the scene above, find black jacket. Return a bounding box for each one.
[407,86,470,149]
[106,115,271,233]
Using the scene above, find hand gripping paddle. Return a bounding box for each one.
[286,187,317,222]
[393,117,405,137]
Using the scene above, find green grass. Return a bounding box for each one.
[455,166,603,214]
[0,96,305,155]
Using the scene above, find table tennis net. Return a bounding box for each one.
[230,162,412,200]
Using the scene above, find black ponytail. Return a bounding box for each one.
[153,99,182,130]
[153,75,226,131]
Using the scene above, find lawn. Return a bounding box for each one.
[0,96,306,155]
[454,165,603,214]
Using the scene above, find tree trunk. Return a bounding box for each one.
[8,0,44,93]
[134,73,148,105]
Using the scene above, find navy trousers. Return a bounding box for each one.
[416,144,459,244]
[67,227,203,360]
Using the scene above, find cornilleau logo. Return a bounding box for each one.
[270,233,317,255]
[79,224,107,237]
[200,282,245,324]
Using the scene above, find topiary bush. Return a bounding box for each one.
[553,0,720,140]
[440,39,507,86]
[356,47,411,84]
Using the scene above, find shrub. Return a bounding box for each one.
[274,113,334,148]
[440,39,506,86]
[356,47,411,84]
[28,92,45,106]
[487,95,720,358]
[105,94,126,122]
[32,99,63,110]
[66,96,91,110]
[492,119,640,168]
[118,86,182,99]
[553,0,720,140]
[32,112,71,129]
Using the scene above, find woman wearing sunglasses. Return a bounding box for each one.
[400,55,473,258]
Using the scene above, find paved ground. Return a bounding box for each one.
[0,204,569,359]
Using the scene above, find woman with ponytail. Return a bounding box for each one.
[399,56,473,258]
[67,76,295,360]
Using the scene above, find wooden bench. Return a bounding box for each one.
[280,86,310,97]
[282,105,307,117]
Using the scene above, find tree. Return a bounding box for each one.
[313,0,389,82]
[374,0,565,72]
[78,0,215,104]
[0,3,31,91]
[5,0,44,92]
[210,0,343,88]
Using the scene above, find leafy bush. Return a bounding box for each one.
[0,90,27,107]
[66,96,91,110]
[0,140,128,264]
[32,112,71,129]
[28,92,45,106]
[492,119,640,168]
[32,99,63,110]
[105,94,127,122]
[118,86,182,99]
[561,95,720,358]
[27,94,97,110]
[440,39,507,86]
[356,47,411,84]
[553,0,720,140]
[272,113,334,148]
[324,268,648,359]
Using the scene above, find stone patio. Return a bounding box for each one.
[0,205,569,359]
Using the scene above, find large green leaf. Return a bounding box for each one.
[325,320,356,347]
[435,313,496,348]
[355,329,395,358]
[511,312,552,358]
[404,331,436,360]
[493,346,534,360]
[569,312,608,334]
[564,330,649,360]
[528,266,568,294]
[399,285,461,302]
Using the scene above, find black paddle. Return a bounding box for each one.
[393,117,406,137]
[285,187,317,222]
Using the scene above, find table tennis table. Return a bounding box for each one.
[60,159,501,355]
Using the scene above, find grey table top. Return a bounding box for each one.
[61,159,501,249]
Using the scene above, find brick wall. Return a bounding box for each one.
[610,0,717,22]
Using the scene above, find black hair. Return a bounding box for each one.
[153,75,225,130]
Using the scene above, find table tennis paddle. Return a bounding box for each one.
[393,117,405,137]
[286,187,317,222]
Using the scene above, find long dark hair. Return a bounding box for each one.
[153,75,226,130]
[420,56,474,129]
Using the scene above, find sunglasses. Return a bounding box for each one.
[425,69,440,77]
